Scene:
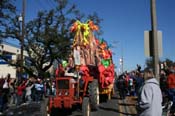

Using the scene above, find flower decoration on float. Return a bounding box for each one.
[70,20,99,47]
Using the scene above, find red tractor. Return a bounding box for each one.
[47,65,100,116]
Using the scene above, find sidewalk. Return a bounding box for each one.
[116,94,137,116]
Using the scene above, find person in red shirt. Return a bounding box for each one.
[167,69,175,90]
[167,68,175,103]
[16,80,28,105]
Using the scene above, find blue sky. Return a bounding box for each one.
[12,0,175,72]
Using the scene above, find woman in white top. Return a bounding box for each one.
[25,82,34,102]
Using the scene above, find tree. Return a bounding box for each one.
[145,58,175,71]
[164,58,174,67]
[0,0,17,43]
[24,1,80,78]
[0,0,21,68]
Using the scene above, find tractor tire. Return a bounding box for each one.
[82,97,91,116]
[88,79,100,110]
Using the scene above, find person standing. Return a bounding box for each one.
[137,68,162,116]
[16,80,28,105]
[135,72,144,96]
[166,68,175,106]
[25,82,34,103]
[117,75,126,99]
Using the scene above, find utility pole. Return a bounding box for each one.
[20,0,26,77]
[150,0,159,80]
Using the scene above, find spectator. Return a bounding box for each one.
[135,72,144,96]
[160,70,167,92]
[128,72,134,96]
[16,80,28,106]
[25,81,34,103]
[0,78,4,113]
[117,75,126,99]
[137,68,162,116]
[124,73,130,95]
[9,82,16,106]
[35,79,44,102]
[2,76,10,111]
[51,81,56,96]
[166,68,175,103]
[45,80,51,97]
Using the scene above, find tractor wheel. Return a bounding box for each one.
[88,79,100,110]
[82,97,91,116]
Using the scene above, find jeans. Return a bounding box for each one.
[17,95,22,106]
[25,95,32,102]
[10,93,17,105]
[168,88,175,107]
[46,89,50,96]
[35,91,43,102]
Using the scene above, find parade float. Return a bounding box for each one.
[47,20,115,116]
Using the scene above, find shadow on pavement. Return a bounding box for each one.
[118,103,136,106]
[99,105,137,116]
[111,96,121,100]
[50,105,82,116]
[2,102,41,116]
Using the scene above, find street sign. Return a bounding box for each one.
[144,30,162,57]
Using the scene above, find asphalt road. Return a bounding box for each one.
[1,94,138,116]
[50,96,121,116]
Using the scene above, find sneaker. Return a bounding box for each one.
[0,112,3,115]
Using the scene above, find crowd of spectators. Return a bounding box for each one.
[116,65,175,116]
[116,65,175,99]
[116,70,144,99]
[0,74,56,114]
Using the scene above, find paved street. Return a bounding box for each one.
[2,102,44,116]
[90,95,137,116]
[1,93,138,116]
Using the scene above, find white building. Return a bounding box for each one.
[0,42,27,78]
[0,42,54,78]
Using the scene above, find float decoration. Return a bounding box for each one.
[70,20,99,47]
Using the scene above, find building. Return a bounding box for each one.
[0,42,27,78]
[0,42,55,78]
